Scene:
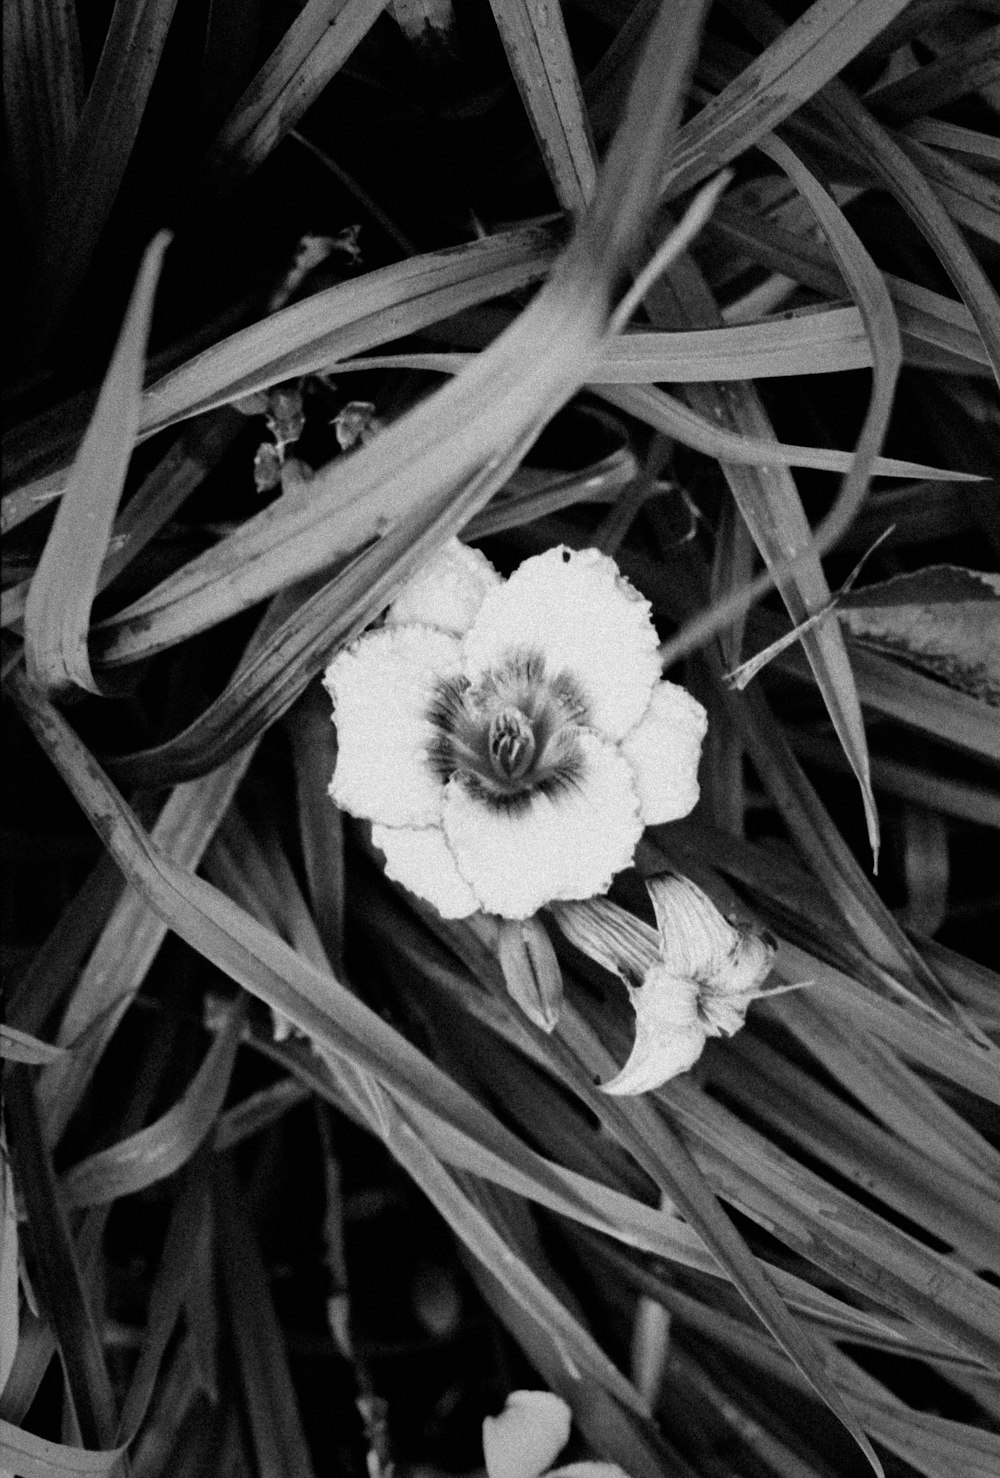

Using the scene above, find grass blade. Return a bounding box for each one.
[866,24,1000,125]
[28,0,180,347]
[598,382,977,479]
[487,0,598,210]
[205,0,388,187]
[0,1024,67,1066]
[59,999,244,1208]
[39,750,257,1142]
[24,232,170,696]
[215,1160,317,1478]
[659,0,914,199]
[86,0,719,670]
[2,0,83,226]
[139,223,558,437]
[548,1001,887,1474]
[0,1125,16,1395]
[4,1069,118,1451]
[742,0,1000,387]
[114,1156,213,1445]
[0,1422,127,1478]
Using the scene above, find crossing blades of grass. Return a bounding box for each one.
[905,119,1000,166]
[59,998,244,1207]
[0,1024,67,1066]
[4,1069,118,1453]
[321,1057,677,1477]
[27,0,180,350]
[3,409,241,635]
[430,909,883,1474]
[707,202,992,372]
[773,943,1000,1111]
[774,986,1000,1190]
[0,1422,128,1478]
[215,1159,317,1478]
[598,382,977,479]
[39,748,257,1142]
[656,1073,1000,1367]
[735,0,1000,388]
[138,223,559,437]
[9,672,733,1279]
[531,1000,886,1473]
[102,438,543,778]
[24,232,170,696]
[112,1156,213,1447]
[658,0,915,200]
[774,637,1000,760]
[212,813,724,1278]
[96,88,725,671]
[746,131,905,859]
[459,1186,689,1478]
[865,23,1000,125]
[898,136,1000,246]
[710,1033,1000,1272]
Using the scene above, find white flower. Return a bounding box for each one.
[482,1389,629,1478]
[323,540,707,920]
[552,873,778,1094]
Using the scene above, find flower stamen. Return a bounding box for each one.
[488,708,536,781]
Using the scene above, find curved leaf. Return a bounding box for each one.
[24,232,170,695]
[59,1000,244,1207]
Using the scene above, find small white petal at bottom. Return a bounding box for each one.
[372,822,479,919]
[324,625,460,827]
[442,732,642,919]
[386,537,502,636]
[621,680,707,824]
[482,1390,572,1478]
[462,546,661,740]
[550,1465,633,1477]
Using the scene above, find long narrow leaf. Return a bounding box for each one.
[2,0,83,224]
[0,1421,127,1478]
[39,749,257,1141]
[487,0,598,210]
[24,232,170,695]
[206,0,388,186]
[28,0,180,346]
[4,1070,118,1451]
[215,1160,316,1478]
[59,999,244,1207]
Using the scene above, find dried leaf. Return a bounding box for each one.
[839,565,1000,705]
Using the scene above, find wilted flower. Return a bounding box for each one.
[324,540,707,920]
[483,1389,629,1478]
[552,872,778,1094]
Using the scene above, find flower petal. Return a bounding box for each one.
[483,1390,572,1478]
[372,823,480,918]
[462,546,661,740]
[386,537,502,637]
[621,681,707,824]
[601,965,706,1096]
[324,625,461,827]
[442,732,642,919]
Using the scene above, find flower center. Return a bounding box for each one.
[427,648,589,809]
[488,707,536,781]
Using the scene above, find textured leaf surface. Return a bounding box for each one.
[840,565,1000,705]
